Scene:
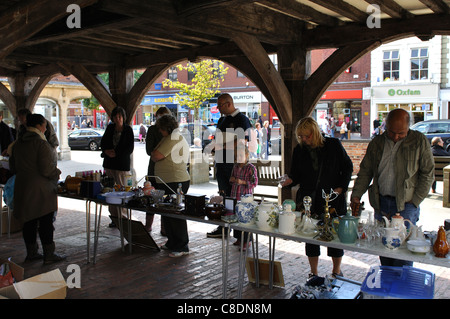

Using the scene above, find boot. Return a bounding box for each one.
[25,243,43,262]
[145,213,154,232]
[43,242,66,265]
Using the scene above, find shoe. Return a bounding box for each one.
[109,221,116,228]
[160,244,169,250]
[25,243,43,262]
[305,273,325,287]
[169,251,189,258]
[432,189,436,193]
[43,243,66,265]
[207,226,226,238]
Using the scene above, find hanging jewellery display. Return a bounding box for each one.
[314,189,339,241]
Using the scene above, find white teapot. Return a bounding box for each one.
[382,213,413,243]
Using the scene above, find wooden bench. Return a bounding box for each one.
[251,159,282,200]
[434,156,450,182]
[250,159,282,187]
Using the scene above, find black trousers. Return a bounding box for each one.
[22,212,55,245]
[156,181,190,252]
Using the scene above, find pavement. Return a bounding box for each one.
[52,143,450,299]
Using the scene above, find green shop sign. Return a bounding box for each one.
[388,88,421,96]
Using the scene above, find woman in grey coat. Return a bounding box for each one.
[9,114,66,264]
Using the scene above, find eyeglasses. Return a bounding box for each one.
[217,102,229,108]
[298,133,312,139]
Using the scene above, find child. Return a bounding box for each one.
[230,143,258,249]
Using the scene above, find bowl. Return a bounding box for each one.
[104,191,135,204]
[407,239,431,254]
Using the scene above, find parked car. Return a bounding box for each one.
[68,128,104,151]
[410,119,450,148]
[179,123,215,148]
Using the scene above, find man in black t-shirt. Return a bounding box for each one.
[207,93,251,238]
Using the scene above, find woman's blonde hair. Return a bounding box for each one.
[295,117,325,148]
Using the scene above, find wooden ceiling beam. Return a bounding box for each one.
[21,17,146,47]
[0,0,98,59]
[309,0,368,23]
[255,0,339,26]
[364,0,414,19]
[419,0,449,14]
[302,13,450,49]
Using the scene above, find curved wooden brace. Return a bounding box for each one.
[303,40,381,116]
[0,81,16,112]
[125,65,169,123]
[232,33,292,124]
[25,74,54,111]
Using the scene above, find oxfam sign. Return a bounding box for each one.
[388,88,421,96]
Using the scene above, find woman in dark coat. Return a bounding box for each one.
[101,106,134,226]
[10,114,65,264]
[281,117,353,285]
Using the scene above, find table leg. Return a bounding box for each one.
[221,225,230,299]
[127,208,132,254]
[268,236,276,289]
[86,200,91,263]
[117,209,125,252]
[93,203,102,264]
[252,233,259,288]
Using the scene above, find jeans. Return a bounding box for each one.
[375,195,420,267]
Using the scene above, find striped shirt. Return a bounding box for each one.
[230,162,258,200]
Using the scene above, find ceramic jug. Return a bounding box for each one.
[382,213,412,243]
[332,210,359,244]
[235,194,257,224]
[255,200,279,231]
[433,226,449,258]
[279,204,296,235]
[382,228,402,250]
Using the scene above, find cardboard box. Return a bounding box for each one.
[0,259,66,299]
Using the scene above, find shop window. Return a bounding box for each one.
[411,48,428,80]
[382,50,399,81]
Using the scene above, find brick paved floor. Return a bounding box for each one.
[1,196,449,299]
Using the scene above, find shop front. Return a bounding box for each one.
[315,89,369,137]
[371,84,439,126]
[229,91,262,123]
[141,94,178,124]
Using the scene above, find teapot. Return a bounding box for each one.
[382,213,412,243]
[382,228,402,250]
[332,210,359,244]
[279,204,296,235]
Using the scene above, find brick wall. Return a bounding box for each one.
[342,140,369,175]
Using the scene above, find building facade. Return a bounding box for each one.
[370,36,450,129]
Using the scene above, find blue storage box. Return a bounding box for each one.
[361,266,435,299]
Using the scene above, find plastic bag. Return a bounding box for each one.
[0,263,14,288]
[3,175,15,209]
